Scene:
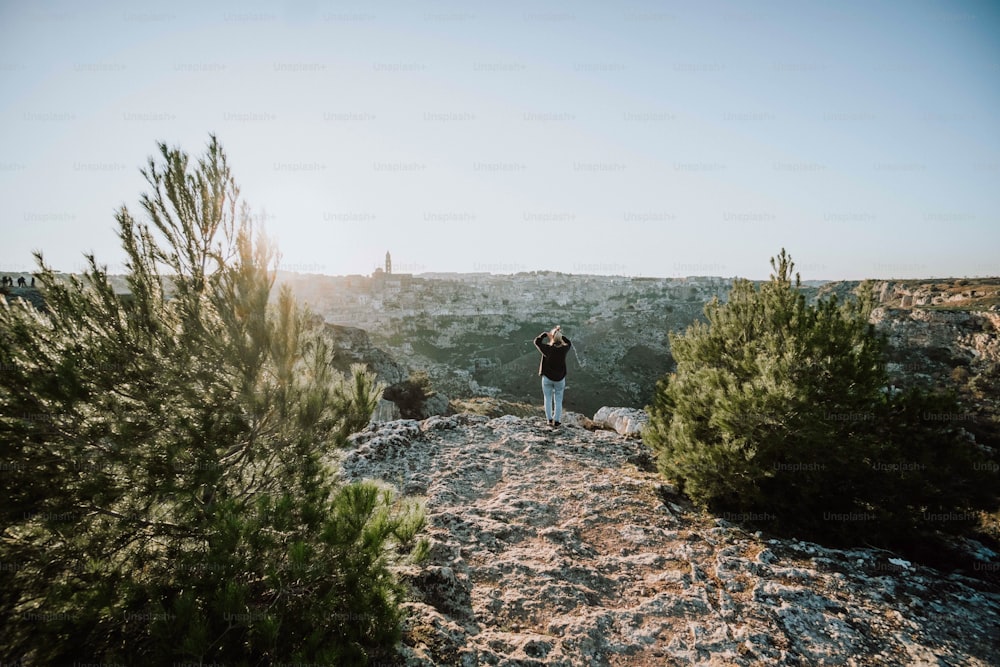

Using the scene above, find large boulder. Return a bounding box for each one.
[592,406,648,437]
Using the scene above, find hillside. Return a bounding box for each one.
[278,271,763,415]
[8,272,1000,425]
[817,278,1000,311]
[338,415,1000,666]
[276,272,1000,417]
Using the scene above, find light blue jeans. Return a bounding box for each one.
[541,376,566,422]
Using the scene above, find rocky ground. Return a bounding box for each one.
[338,415,1000,666]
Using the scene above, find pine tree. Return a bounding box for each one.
[0,136,426,663]
[645,249,996,545]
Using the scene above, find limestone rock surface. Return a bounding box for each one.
[339,415,1000,666]
[592,407,649,437]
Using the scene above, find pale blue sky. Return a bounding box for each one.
[1,0,998,280]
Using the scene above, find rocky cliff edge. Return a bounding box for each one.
[338,414,1000,666]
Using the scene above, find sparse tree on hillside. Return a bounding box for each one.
[0,136,425,664]
[644,249,996,546]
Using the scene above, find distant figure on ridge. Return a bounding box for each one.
[17,276,26,287]
[534,325,572,428]
[30,276,35,287]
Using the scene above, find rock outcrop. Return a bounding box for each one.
[592,406,648,437]
[872,279,1000,310]
[419,392,451,419]
[324,323,408,386]
[371,398,403,423]
[872,307,1000,376]
[338,415,1000,666]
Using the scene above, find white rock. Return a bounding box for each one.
[592,406,649,437]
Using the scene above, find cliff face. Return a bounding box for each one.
[816,278,1000,312]
[323,323,408,386]
[874,279,1000,310]
[872,307,1000,375]
[871,307,1000,449]
[338,415,1000,666]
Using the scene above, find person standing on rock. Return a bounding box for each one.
[534,325,572,428]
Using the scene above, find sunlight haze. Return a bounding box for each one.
[1,0,998,280]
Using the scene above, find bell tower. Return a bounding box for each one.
[385,250,392,275]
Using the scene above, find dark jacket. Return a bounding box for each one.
[534,334,572,381]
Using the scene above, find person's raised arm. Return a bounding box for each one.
[534,332,548,352]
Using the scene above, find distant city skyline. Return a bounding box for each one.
[2,0,999,281]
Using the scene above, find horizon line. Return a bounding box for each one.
[5,268,1000,284]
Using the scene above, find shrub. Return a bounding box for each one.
[0,136,426,664]
[644,249,996,546]
[383,370,436,419]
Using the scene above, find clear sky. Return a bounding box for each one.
[1,0,998,280]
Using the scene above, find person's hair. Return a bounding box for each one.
[549,326,565,347]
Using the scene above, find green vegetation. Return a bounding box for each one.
[645,250,997,549]
[383,370,436,419]
[0,137,426,663]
